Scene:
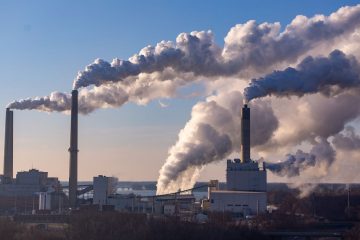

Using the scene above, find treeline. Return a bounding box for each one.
[1,211,360,239]
[0,212,267,240]
[268,189,360,220]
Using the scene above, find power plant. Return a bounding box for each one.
[205,104,267,215]
[0,98,267,218]
[89,104,267,217]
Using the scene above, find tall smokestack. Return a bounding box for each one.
[3,108,13,183]
[241,104,250,163]
[68,90,78,208]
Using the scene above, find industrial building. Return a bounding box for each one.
[207,104,267,216]
[0,90,85,213]
[0,169,61,197]
[0,107,66,214]
[0,108,62,197]
[93,175,118,208]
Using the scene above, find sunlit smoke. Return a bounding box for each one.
[244,50,360,102]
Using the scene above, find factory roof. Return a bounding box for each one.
[210,190,266,194]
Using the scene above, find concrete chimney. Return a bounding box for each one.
[241,104,250,163]
[3,108,13,183]
[68,90,78,208]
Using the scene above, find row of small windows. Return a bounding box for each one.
[210,199,249,207]
[227,204,248,207]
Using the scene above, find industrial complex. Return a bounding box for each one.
[0,91,267,220]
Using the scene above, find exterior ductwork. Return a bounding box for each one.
[68,90,78,208]
[241,104,250,163]
[3,108,13,183]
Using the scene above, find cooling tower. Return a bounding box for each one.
[68,90,78,208]
[241,104,250,163]
[3,108,13,183]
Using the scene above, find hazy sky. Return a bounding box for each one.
[0,0,358,182]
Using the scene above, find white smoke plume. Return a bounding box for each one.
[157,83,360,194]
[266,151,316,178]
[6,5,360,195]
[332,126,360,150]
[266,138,335,178]
[156,91,278,194]
[72,5,360,90]
[244,50,360,102]
[7,85,129,115]
[9,4,360,113]
[8,72,180,114]
[260,90,360,153]
[8,91,71,112]
[73,4,360,90]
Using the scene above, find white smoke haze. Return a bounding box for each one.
[327,144,360,184]
[332,125,360,150]
[258,90,360,155]
[256,91,360,196]
[266,138,336,197]
[156,91,279,194]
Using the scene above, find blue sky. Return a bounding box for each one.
[0,0,358,181]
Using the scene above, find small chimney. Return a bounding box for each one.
[3,108,13,183]
[241,104,250,163]
[68,90,78,208]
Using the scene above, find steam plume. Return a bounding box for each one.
[9,4,360,113]
[73,5,360,90]
[266,151,316,178]
[244,50,360,102]
[332,126,360,150]
[74,5,360,90]
[156,91,278,194]
[8,84,129,114]
[266,138,335,178]
[6,5,360,194]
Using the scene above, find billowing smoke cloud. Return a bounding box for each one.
[8,92,71,112]
[332,126,360,150]
[73,5,360,90]
[8,84,129,114]
[7,73,181,114]
[156,91,278,194]
[266,151,316,178]
[244,50,360,102]
[258,90,360,153]
[266,138,335,178]
[7,5,360,195]
[9,5,360,113]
